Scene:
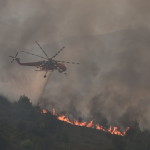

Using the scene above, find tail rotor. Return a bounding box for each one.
[9,52,18,63]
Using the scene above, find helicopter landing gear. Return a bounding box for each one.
[44,71,48,78]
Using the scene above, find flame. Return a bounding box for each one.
[42,108,129,136]
[42,109,47,114]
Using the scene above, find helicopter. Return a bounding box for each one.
[9,41,80,78]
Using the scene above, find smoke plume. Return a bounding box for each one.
[0,0,150,129]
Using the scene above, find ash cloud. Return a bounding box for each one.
[0,0,150,129]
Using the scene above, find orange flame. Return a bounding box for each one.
[42,109,129,136]
[42,109,47,114]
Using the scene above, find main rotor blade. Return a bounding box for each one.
[51,46,65,59]
[15,52,18,57]
[57,60,80,64]
[21,51,48,60]
[11,59,14,63]
[35,41,49,59]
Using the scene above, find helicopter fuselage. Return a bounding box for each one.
[38,60,67,73]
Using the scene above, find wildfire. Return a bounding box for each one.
[42,109,47,114]
[42,109,129,136]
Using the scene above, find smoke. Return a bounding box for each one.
[0,0,150,129]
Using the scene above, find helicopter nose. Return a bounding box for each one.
[58,64,67,73]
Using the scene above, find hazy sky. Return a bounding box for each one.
[0,0,150,129]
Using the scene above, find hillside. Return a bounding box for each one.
[0,95,150,150]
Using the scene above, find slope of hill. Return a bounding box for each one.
[0,95,150,150]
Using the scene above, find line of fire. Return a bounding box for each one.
[42,108,130,136]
